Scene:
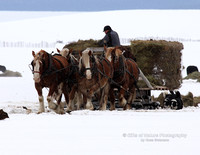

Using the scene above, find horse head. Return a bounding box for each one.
[79,49,96,80]
[57,48,70,58]
[32,50,48,83]
[57,48,77,63]
[104,45,115,62]
[114,47,123,61]
[106,47,126,78]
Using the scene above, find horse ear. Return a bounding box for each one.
[69,49,73,54]
[79,50,82,57]
[88,50,92,56]
[104,45,107,51]
[32,51,35,57]
[57,48,60,53]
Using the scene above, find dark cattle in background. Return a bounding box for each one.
[0,109,9,120]
[0,65,6,72]
[186,65,199,75]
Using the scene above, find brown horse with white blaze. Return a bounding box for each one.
[74,49,113,110]
[31,50,70,114]
[104,46,139,110]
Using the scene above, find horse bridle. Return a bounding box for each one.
[79,54,97,77]
[30,59,46,75]
[30,52,52,77]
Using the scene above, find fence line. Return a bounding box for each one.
[120,37,200,44]
[0,37,199,48]
[0,41,56,48]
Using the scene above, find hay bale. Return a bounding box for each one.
[155,92,165,108]
[131,40,183,89]
[194,96,200,107]
[182,92,194,107]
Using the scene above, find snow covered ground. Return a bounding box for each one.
[0,10,200,155]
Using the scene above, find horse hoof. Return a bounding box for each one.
[66,109,72,113]
[48,103,57,110]
[110,107,115,111]
[99,106,107,110]
[66,110,71,114]
[54,110,65,115]
[37,111,43,114]
[123,104,132,110]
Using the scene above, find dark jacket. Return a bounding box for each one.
[101,30,120,47]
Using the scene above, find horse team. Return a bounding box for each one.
[31,46,139,114]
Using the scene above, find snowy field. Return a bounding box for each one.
[0,10,200,155]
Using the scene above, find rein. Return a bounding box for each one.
[113,55,126,84]
[30,52,79,78]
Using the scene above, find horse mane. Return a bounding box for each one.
[33,50,47,61]
[105,47,115,62]
[79,49,93,67]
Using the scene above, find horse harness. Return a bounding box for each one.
[79,54,97,78]
[66,56,79,85]
[79,54,113,81]
[31,52,70,81]
[112,55,126,85]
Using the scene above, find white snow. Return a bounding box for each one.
[0,10,200,155]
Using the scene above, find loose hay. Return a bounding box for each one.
[184,71,200,82]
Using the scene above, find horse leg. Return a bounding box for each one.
[119,87,127,108]
[109,87,115,111]
[67,85,77,112]
[54,83,66,114]
[35,83,45,114]
[62,82,69,107]
[88,79,107,98]
[47,84,58,111]
[99,83,110,110]
[124,87,136,110]
[85,97,94,110]
[76,90,83,110]
[82,95,87,109]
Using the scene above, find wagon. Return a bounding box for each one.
[84,47,169,109]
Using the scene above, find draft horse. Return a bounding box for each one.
[69,49,113,110]
[104,46,139,110]
[31,50,70,114]
[57,48,83,111]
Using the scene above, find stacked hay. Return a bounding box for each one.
[131,40,183,90]
[63,39,100,52]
